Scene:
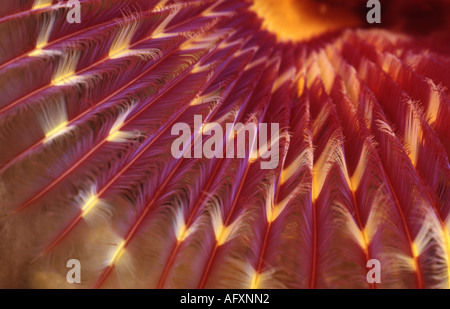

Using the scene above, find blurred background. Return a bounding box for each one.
[250,0,450,41]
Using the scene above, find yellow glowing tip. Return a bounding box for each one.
[361,228,369,251]
[267,210,275,224]
[30,41,48,56]
[444,227,450,254]
[177,225,188,242]
[312,173,320,201]
[411,242,419,259]
[249,156,258,164]
[250,273,261,289]
[44,121,68,141]
[107,129,121,142]
[29,49,43,57]
[297,75,306,97]
[33,0,53,10]
[36,41,46,49]
[52,73,76,86]
[267,200,287,224]
[216,224,233,246]
[109,241,126,266]
[81,195,98,217]
[410,242,421,272]
[442,226,450,280]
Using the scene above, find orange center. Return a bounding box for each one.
[250,0,363,42]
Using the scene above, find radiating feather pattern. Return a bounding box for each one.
[0,0,449,288]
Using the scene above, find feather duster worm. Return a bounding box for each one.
[0,0,449,289]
